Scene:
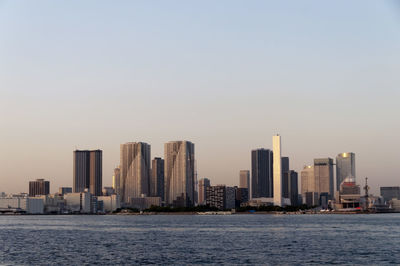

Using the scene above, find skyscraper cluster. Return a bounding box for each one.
[301,152,356,207]
[113,141,195,207]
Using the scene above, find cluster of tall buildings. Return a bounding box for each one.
[301,152,356,207]
[9,134,400,214]
[107,141,195,208]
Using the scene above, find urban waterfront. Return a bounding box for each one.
[1,214,400,265]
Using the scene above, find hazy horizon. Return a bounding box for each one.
[1,1,399,195]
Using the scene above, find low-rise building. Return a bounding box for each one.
[58,187,72,195]
[130,196,161,210]
[64,192,91,213]
[205,185,237,210]
[380,187,400,203]
[36,194,65,214]
[98,194,121,213]
[0,197,44,214]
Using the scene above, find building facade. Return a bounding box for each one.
[120,142,151,203]
[58,187,72,195]
[251,149,273,198]
[314,158,334,198]
[206,185,235,210]
[164,141,195,207]
[273,135,283,206]
[112,167,121,196]
[380,187,400,202]
[336,152,356,191]
[301,165,315,203]
[150,157,165,200]
[239,170,250,190]
[29,179,50,197]
[73,150,102,196]
[198,178,211,205]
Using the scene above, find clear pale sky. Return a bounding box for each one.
[1,1,399,195]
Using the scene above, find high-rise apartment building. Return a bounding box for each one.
[206,185,236,210]
[151,157,165,200]
[198,178,211,205]
[314,158,334,198]
[29,179,50,197]
[336,152,355,191]
[251,149,273,198]
[73,150,102,196]
[273,135,283,206]
[164,141,195,207]
[120,142,151,203]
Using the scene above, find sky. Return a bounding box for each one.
[0,0,399,195]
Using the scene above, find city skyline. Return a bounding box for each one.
[1,1,399,195]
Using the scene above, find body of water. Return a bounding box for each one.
[1,214,399,265]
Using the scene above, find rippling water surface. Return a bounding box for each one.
[1,214,400,265]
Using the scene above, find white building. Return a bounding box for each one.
[0,197,44,214]
[273,135,283,206]
[97,194,121,213]
[64,192,91,213]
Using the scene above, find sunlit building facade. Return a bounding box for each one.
[164,141,195,207]
[273,135,283,206]
[120,142,151,203]
[336,152,356,191]
[73,150,102,196]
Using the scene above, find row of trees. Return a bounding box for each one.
[115,204,314,213]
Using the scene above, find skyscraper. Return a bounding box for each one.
[29,179,50,197]
[288,170,299,206]
[164,141,195,207]
[112,167,121,196]
[251,149,273,198]
[314,158,334,198]
[73,150,102,196]
[239,170,250,190]
[151,157,165,200]
[301,165,315,195]
[273,135,282,206]
[336,152,356,191]
[198,178,210,205]
[120,142,151,203]
[281,157,290,198]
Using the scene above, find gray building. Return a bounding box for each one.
[120,142,151,203]
[251,149,273,198]
[73,150,102,196]
[164,141,195,207]
[29,179,50,197]
[206,185,236,210]
[336,152,355,191]
[151,157,164,200]
[281,157,289,198]
[314,158,334,198]
[235,187,249,207]
[198,178,211,205]
[380,187,400,202]
[288,170,299,206]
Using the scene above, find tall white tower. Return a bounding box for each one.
[273,135,282,206]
